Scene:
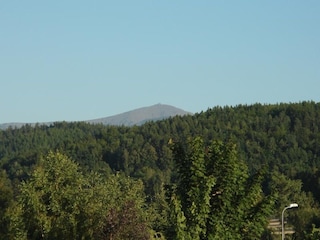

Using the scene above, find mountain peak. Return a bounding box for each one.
[87,104,192,126]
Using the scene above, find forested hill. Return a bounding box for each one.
[1,101,320,181]
[1,101,320,238]
[0,101,319,173]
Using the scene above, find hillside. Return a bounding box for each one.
[1,101,320,239]
[0,103,191,129]
[2,101,319,181]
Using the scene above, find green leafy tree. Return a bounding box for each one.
[6,151,152,240]
[7,151,108,239]
[96,173,152,240]
[167,137,215,240]
[207,140,276,240]
[167,137,276,240]
[100,200,150,240]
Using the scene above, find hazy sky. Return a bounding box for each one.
[1,1,319,123]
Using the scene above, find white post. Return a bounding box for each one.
[282,203,298,240]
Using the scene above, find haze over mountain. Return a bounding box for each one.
[0,104,192,130]
[87,103,191,126]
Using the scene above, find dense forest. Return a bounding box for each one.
[1,101,320,239]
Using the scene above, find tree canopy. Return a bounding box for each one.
[167,137,275,240]
[6,151,151,240]
[1,101,320,239]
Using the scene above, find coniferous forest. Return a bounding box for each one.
[1,101,320,239]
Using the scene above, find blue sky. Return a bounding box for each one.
[1,1,319,123]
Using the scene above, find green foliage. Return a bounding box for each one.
[0,170,13,239]
[1,101,320,238]
[99,200,150,240]
[7,151,102,239]
[6,151,151,240]
[207,140,276,240]
[168,137,275,240]
[268,170,320,239]
[168,137,215,240]
[304,224,320,240]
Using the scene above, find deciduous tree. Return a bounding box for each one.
[168,137,276,240]
[7,151,152,240]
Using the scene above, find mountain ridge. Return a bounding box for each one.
[87,103,191,126]
[0,104,192,129]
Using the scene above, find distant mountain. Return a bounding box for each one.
[87,104,192,126]
[0,104,192,129]
[0,122,30,130]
